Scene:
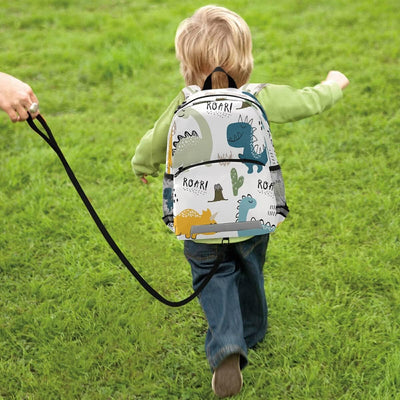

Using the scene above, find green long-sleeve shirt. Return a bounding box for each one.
[131,81,343,177]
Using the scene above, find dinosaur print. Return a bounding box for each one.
[238,221,275,237]
[236,194,257,222]
[236,194,275,237]
[174,208,217,239]
[171,107,213,169]
[226,115,268,173]
[163,89,285,240]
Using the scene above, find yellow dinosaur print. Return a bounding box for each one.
[174,208,217,239]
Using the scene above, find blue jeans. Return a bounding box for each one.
[184,235,270,371]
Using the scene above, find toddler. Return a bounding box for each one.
[132,5,348,398]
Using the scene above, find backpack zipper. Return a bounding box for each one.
[174,158,265,177]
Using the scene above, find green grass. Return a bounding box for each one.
[1,0,399,398]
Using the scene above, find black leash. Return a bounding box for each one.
[26,114,219,307]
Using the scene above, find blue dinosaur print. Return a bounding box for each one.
[238,222,276,237]
[236,194,276,237]
[226,120,268,173]
[236,194,257,222]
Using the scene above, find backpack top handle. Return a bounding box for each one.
[202,66,238,90]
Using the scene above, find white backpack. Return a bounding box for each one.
[162,68,289,240]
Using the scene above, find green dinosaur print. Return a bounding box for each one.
[172,107,213,169]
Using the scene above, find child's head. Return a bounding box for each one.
[175,5,253,88]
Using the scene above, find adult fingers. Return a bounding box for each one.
[5,86,39,122]
[15,93,40,121]
[9,108,20,123]
[14,103,30,121]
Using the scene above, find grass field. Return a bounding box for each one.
[1,0,399,399]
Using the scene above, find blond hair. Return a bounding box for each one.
[175,5,253,88]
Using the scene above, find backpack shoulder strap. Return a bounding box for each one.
[240,83,268,96]
[181,85,201,100]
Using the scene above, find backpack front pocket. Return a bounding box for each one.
[171,161,278,240]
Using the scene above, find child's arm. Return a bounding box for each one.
[257,71,349,124]
[131,92,184,179]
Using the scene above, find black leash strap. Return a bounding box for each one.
[26,114,219,307]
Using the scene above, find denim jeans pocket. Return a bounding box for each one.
[236,234,269,259]
[184,240,221,269]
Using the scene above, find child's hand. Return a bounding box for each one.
[140,175,148,184]
[322,71,350,90]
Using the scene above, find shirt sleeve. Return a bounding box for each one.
[131,92,185,177]
[256,81,343,124]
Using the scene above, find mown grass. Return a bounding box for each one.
[1,0,399,399]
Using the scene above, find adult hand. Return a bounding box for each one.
[0,72,40,122]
